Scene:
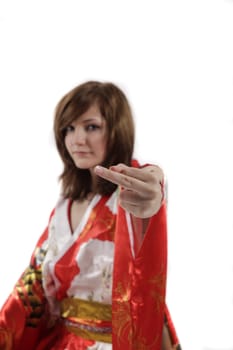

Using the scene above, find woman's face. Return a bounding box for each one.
[64,104,107,173]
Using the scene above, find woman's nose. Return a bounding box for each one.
[72,127,86,145]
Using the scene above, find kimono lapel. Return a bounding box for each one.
[52,194,116,300]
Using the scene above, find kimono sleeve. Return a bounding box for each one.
[0,210,55,350]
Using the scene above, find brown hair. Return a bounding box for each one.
[54,81,135,200]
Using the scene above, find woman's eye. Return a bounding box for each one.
[64,125,74,135]
[86,124,100,131]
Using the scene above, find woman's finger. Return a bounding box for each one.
[94,165,152,194]
[110,163,163,184]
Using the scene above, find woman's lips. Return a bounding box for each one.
[72,151,91,156]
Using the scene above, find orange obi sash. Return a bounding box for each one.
[60,297,112,343]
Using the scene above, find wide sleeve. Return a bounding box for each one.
[0,211,55,350]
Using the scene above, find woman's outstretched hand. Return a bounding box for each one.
[94,163,164,218]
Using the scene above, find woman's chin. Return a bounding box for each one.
[75,161,98,171]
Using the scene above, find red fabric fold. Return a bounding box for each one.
[112,203,168,349]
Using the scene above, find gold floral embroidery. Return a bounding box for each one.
[113,267,166,349]
[15,246,47,327]
[112,281,132,345]
[149,267,166,313]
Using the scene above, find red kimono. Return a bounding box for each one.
[0,185,180,349]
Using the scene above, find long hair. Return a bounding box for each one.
[54,81,135,200]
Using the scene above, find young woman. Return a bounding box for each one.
[0,81,181,349]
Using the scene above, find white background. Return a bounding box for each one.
[0,1,233,349]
